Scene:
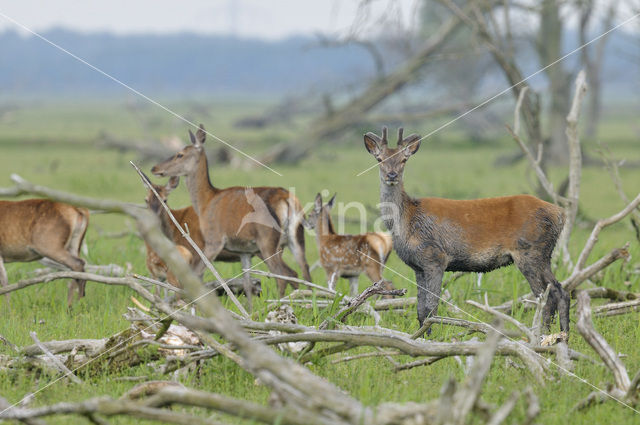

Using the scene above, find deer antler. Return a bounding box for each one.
[397,128,404,145]
[381,126,388,146]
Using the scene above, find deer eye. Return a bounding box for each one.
[177,153,184,158]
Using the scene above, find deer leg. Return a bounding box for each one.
[240,254,254,310]
[348,276,359,297]
[326,270,338,292]
[514,254,567,332]
[543,267,570,333]
[0,255,9,306]
[0,256,7,289]
[198,238,226,277]
[415,264,445,334]
[288,223,312,282]
[257,236,297,298]
[34,247,86,307]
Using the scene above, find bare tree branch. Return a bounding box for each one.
[576,291,630,392]
[319,280,406,330]
[466,300,535,343]
[557,70,588,265]
[574,190,640,271]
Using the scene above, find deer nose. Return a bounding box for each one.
[387,172,398,180]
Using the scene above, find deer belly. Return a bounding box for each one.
[319,248,362,275]
[0,245,42,263]
[446,251,513,273]
[224,238,259,254]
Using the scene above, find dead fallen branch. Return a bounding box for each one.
[1,337,540,425]
[36,258,130,277]
[593,299,640,317]
[332,350,401,365]
[28,332,83,384]
[466,300,535,343]
[394,356,447,372]
[247,269,335,295]
[574,291,640,410]
[584,287,639,301]
[0,271,132,296]
[319,280,406,330]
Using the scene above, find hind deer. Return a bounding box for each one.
[305,193,394,296]
[0,199,89,306]
[364,127,570,335]
[151,124,311,298]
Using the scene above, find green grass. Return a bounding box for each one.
[0,99,639,424]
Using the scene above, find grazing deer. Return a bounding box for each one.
[150,124,311,298]
[364,127,570,334]
[0,199,89,306]
[306,193,394,296]
[143,175,248,290]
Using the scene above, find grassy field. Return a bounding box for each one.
[0,99,639,424]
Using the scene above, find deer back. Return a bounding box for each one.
[0,199,89,262]
[411,195,564,253]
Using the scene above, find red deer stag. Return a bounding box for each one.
[305,193,394,296]
[0,199,89,306]
[150,124,311,298]
[364,127,569,335]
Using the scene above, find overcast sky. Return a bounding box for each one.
[0,0,419,39]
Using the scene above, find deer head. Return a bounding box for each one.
[144,173,180,214]
[151,124,207,177]
[304,193,336,231]
[363,127,421,186]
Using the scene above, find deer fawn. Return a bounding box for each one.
[0,199,89,306]
[143,174,250,290]
[305,193,394,296]
[364,127,569,334]
[151,124,311,298]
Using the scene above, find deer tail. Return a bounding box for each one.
[366,232,393,265]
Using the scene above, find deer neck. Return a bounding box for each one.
[157,207,176,240]
[315,210,335,244]
[379,179,408,233]
[185,152,217,215]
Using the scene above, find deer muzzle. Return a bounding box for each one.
[384,172,399,185]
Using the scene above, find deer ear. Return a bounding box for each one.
[188,129,197,145]
[196,124,206,145]
[167,176,180,191]
[314,193,323,211]
[400,135,421,157]
[327,193,337,209]
[364,133,382,158]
